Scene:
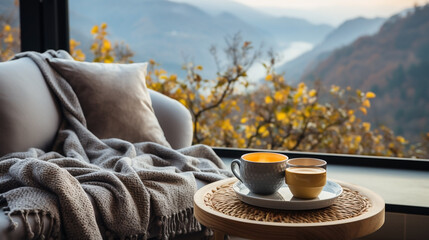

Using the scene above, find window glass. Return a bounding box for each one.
[0,0,20,62]
[69,0,429,159]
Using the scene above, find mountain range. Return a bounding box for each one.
[302,5,429,141]
[69,0,334,76]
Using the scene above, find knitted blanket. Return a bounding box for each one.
[0,51,231,239]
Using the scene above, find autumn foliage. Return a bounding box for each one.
[1,19,427,158]
[0,1,19,61]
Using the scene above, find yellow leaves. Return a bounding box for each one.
[298,82,306,89]
[69,39,79,48]
[179,99,187,107]
[3,24,11,32]
[222,119,234,132]
[241,117,248,124]
[293,91,302,103]
[348,110,354,116]
[103,55,114,63]
[274,91,283,102]
[309,89,317,97]
[2,24,14,44]
[396,136,408,144]
[4,34,13,43]
[355,136,362,144]
[69,39,86,61]
[101,39,112,53]
[349,114,356,123]
[169,74,177,81]
[265,96,273,104]
[359,107,367,115]
[101,22,108,30]
[237,138,246,148]
[91,25,99,35]
[366,91,376,99]
[258,125,269,137]
[265,74,273,81]
[276,112,287,121]
[362,99,371,108]
[196,65,203,71]
[362,122,371,131]
[189,92,195,101]
[287,140,297,150]
[331,85,340,93]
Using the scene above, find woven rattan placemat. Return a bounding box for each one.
[204,181,371,223]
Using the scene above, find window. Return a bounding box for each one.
[68,0,429,160]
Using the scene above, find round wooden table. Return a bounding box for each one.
[194,178,385,240]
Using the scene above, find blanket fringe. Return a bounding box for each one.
[156,208,202,240]
[0,195,60,239]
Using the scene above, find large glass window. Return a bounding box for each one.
[69,0,429,160]
[0,0,20,62]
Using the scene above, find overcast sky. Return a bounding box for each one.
[234,0,429,25]
[172,0,429,26]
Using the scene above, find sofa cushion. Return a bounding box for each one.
[48,59,170,147]
[0,58,61,157]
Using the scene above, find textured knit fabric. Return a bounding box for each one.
[0,51,231,240]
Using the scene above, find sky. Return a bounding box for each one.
[233,0,429,25]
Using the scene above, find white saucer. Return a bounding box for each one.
[233,180,343,210]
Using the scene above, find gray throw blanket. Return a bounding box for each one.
[0,51,231,239]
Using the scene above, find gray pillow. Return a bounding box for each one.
[48,59,171,147]
[0,58,61,156]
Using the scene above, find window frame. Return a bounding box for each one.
[19,0,69,52]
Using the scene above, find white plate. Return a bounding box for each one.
[233,180,343,210]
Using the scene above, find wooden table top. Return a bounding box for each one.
[194,178,385,240]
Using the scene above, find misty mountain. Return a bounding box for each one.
[70,0,275,76]
[279,17,385,83]
[69,0,334,77]
[171,0,333,45]
[302,5,429,141]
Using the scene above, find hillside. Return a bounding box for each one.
[279,17,385,83]
[302,5,429,141]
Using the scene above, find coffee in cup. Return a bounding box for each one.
[285,158,327,199]
[231,152,288,195]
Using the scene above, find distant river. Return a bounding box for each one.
[247,41,313,84]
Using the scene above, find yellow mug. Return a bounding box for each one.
[285,158,327,199]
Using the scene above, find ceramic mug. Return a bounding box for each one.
[285,158,327,199]
[231,152,288,195]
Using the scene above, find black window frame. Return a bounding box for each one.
[19,0,69,52]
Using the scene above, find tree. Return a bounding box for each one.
[69,26,429,159]
[70,23,134,63]
[0,0,20,62]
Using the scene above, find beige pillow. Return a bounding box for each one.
[48,58,171,147]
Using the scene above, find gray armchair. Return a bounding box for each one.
[0,55,210,239]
